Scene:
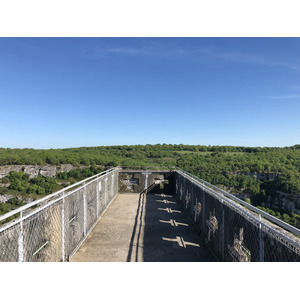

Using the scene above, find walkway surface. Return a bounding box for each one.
[71,193,216,262]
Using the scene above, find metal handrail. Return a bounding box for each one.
[1,164,299,237]
[176,170,300,251]
[175,167,300,237]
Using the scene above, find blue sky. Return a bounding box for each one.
[0,37,300,149]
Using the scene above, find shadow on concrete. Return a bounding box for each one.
[126,180,216,262]
[126,192,145,262]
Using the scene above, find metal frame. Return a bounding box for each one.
[175,167,300,237]
[176,169,300,256]
[119,166,300,237]
[1,165,300,262]
[0,167,118,224]
[0,167,119,262]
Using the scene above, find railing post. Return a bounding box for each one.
[105,177,108,206]
[83,184,87,236]
[116,169,119,195]
[259,214,264,262]
[202,185,205,232]
[96,176,100,219]
[145,166,148,191]
[111,173,114,198]
[18,211,24,262]
[221,198,225,261]
[62,191,65,262]
[191,181,194,212]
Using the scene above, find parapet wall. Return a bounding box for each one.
[175,171,300,262]
[118,170,175,194]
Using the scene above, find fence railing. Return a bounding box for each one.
[175,169,300,261]
[176,167,300,237]
[1,165,300,262]
[0,167,118,262]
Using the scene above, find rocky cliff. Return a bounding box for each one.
[0,164,75,179]
[268,191,300,214]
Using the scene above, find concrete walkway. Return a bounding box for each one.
[71,193,216,262]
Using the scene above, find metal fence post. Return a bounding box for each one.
[183,176,186,200]
[259,214,264,262]
[105,177,108,206]
[83,185,87,236]
[191,181,194,212]
[111,173,114,199]
[202,185,205,232]
[145,166,148,191]
[18,211,24,262]
[116,169,119,195]
[96,177,100,219]
[221,199,225,261]
[62,191,65,262]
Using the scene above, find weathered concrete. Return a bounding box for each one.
[118,170,175,194]
[71,193,216,262]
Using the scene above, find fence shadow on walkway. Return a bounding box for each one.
[126,181,216,262]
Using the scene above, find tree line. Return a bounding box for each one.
[1,144,300,227]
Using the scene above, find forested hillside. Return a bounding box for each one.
[1,144,300,227]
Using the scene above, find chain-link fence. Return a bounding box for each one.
[2,166,299,262]
[175,170,300,262]
[0,168,118,262]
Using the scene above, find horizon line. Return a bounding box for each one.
[0,143,299,151]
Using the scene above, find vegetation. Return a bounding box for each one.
[0,197,24,215]
[0,144,300,227]
[0,166,106,217]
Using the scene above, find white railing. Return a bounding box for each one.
[175,167,300,237]
[1,165,300,262]
[0,167,118,262]
[175,169,300,261]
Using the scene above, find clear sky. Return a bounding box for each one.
[0,37,300,149]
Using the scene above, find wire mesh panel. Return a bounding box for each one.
[0,223,20,262]
[104,176,109,207]
[97,177,106,217]
[176,172,184,203]
[177,174,205,234]
[107,173,112,204]
[107,173,113,204]
[85,180,98,233]
[183,177,193,217]
[175,173,179,198]
[65,188,84,259]
[0,168,118,262]
[113,170,118,198]
[22,200,63,262]
[222,203,260,262]
[202,192,223,259]
[175,170,300,262]
[262,226,300,262]
[192,184,205,233]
